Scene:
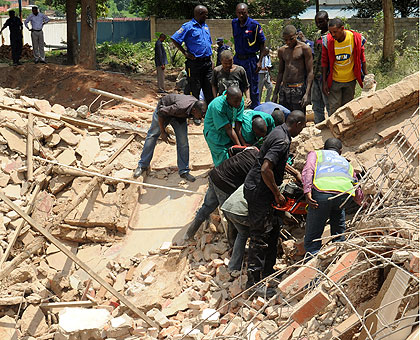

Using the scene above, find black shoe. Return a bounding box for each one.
[34,60,39,64]
[40,60,47,64]
[180,172,196,182]
[133,166,149,178]
[247,284,277,298]
[157,90,168,94]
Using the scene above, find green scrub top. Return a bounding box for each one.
[204,94,244,166]
[241,110,275,146]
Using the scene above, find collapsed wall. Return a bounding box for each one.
[0,72,418,340]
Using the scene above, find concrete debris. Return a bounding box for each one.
[0,73,417,340]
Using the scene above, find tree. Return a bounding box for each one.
[130,0,309,19]
[79,0,97,69]
[382,0,395,63]
[66,0,78,65]
[348,0,418,18]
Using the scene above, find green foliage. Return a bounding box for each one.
[262,19,285,49]
[106,0,135,18]
[348,0,419,18]
[353,16,419,97]
[96,36,184,73]
[0,0,11,6]
[249,0,309,19]
[130,0,310,19]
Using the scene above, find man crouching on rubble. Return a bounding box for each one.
[243,110,306,296]
[133,94,207,182]
[302,137,363,255]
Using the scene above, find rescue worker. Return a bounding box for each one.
[171,5,214,104]
[232,3,266,109]
[302,138,363,255]
[243,110,306,296]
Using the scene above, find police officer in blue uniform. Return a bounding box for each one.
[232,3,266,109]
[171,5,214,104]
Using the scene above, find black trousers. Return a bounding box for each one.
[244,188,280,280]
[184,58,214,104]
[10,34,22,64]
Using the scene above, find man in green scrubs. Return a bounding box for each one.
[241,110,276,146]
[204,86,245,166]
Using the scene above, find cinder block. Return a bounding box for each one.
[327,250,359,283]
[291,289,331,325]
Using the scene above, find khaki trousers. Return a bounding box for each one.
[157,66,165,91]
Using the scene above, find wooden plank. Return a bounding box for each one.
[40,301,95,309]
[0,191,158,329]
[27,112,34,181]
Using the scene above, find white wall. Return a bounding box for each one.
[0,17,67,48]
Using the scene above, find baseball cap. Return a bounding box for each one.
[216,37,224,43]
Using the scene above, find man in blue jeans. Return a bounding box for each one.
[133,94,207,182]
[302,138,363,255]
[182,147,259,241]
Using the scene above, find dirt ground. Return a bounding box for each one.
[0,63,178,111]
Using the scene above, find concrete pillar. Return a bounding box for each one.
[150,15,156,41]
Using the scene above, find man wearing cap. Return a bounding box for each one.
[24,6,49,64]
[216,37,231,66]
[232,3,266,109]
[171,5,214,104]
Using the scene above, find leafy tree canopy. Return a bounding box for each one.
[130,0,310,19]
[347,0,419,18]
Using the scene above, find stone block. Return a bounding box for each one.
[0,127,26,155]
[34,99,51,114]
[4,184,21,200]
[153,311,170,328]
[291,289,331,325]
[59,127,80,146]
[20,305,48,337]
[141,261,156,278]
[56,149,76,166]
[0,315,18,340]
[76,136,100,167]
[52,104,66,115]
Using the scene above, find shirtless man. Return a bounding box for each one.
[272,25,313,113]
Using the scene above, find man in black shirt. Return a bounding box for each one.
[133,94,207,182]
[244,110,306,294]
[183,146,259,240]
[0,10,23,66]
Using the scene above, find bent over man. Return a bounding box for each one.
[302,138,363,255]
[133,94,207,182]
[243,111,306,295]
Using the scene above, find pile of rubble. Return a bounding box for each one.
[0,43,33,60]
[0,72,418,340]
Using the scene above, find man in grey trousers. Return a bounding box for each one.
[24,6,49,64]
[155,33,168,93]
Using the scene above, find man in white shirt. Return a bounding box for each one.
[24,6,49,63]
[258,47,273,103]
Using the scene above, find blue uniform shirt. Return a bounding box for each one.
[171,19,213,58]
[232,17,266,55]
[254,102,291,118]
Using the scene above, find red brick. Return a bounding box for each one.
[277,322,297,340]
[327,250,359,283]
[125,266,136,282]
[291,289,331,325]
[409,253,419,273]
[278,259,317,295]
